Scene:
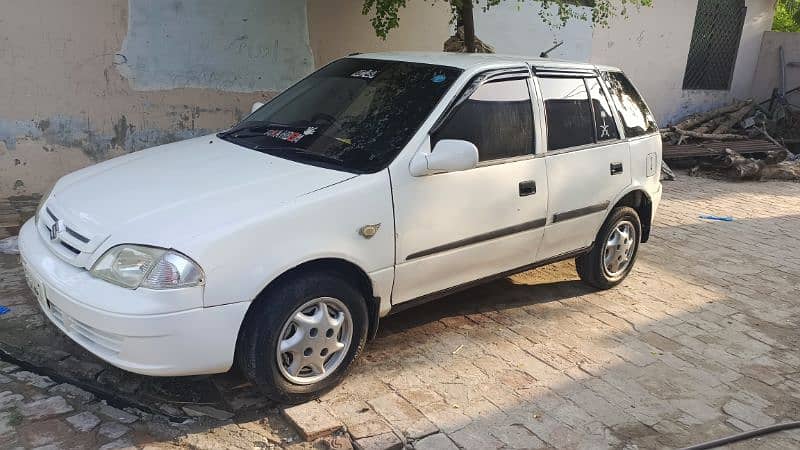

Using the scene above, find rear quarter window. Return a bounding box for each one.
[602,71,658,138]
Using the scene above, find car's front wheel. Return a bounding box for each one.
[576,206,641,289]
[237,272,368,404]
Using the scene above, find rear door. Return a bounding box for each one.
[534,72,632,261]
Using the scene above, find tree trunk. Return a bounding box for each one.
[461,1,476,53]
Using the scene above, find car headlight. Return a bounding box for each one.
[90,244,204,290]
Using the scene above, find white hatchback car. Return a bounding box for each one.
[19,52,661,403]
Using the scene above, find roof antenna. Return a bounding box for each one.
[540,41,564,58]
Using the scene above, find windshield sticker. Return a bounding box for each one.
[266,129,305,143]
[432,73,447,83]
[351,69,379,79]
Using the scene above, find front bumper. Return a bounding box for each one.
[17,219,249,376]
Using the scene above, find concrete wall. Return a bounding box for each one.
[306,0,452,67]
[475,2,593,61]
[751,31,800,102]
[0,0,290,196]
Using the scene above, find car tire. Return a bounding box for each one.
[236,272,368,404]
[576,206,641,290]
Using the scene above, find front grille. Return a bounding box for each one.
[46,208,91,243]
[37,202,100,267]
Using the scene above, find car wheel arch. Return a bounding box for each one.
[235,258,380,363]
[610,189,653,243]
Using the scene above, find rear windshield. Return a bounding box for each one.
[219,58,462,173]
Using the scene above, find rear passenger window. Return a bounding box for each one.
[433,78,534,161]
[539,77,594,150]
[603,71,657,138]
[586,78,619,141]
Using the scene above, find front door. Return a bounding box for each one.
[535,75,632,261]
[390,73,549,304]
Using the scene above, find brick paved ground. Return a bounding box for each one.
[2,175,800,449]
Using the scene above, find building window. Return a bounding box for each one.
[682,0,747,90]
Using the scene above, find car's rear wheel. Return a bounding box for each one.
[237,272,368,404]
[576,206,641,289]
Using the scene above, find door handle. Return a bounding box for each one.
[610,162,624,175]
[519,180,537,196]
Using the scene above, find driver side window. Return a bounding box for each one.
[432,78,535,162]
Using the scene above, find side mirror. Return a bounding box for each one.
[410,139,479,176]
[251,102,265,113]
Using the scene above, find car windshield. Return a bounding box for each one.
[219,58,462,173]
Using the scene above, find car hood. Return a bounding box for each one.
[48,135,355,252]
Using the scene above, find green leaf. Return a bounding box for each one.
[362,0,655,39]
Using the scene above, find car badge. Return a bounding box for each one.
[50,220,64,241]
[358,223,381,239]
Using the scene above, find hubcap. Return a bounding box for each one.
[603,220,636,278]
[276,297,353,385]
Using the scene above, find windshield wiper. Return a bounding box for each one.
[255,145,346,167]
[217,121,289,138]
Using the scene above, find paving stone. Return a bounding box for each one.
[98,421,130,440]
[0,411,15,436]
[348,418,394,440]
[722,400,775,427]
[49,383,95,404]
[95,368,142,394]
[283,401,344,440]
[489,423,547,449]
[56,357,105,380]
[98,437,135,450]
[10,371,55,389]
[0,391,24,410]
[18,418,72,447]
[449,424,504,449]
[413,433,459,450]
[65,411,101,432]
[181,405,234,421]
[0,362,19,374]
[314,434,354,450]
[19,396,73,420]
[93,402,138,424]
[353,431,403,450]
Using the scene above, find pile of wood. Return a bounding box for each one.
[662,100,755,145]
[716,148,800,180]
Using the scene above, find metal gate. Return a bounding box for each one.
[682,0,747,90]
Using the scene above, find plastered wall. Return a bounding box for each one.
[751,31,800,102]
[0,0,293,196]
[591,0,776,124]
[306,0,452,67]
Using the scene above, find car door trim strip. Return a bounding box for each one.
[552,201,610,224]
[405,218,547,261]
[392,245,593,314]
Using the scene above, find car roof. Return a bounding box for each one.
[348,51,621,73]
